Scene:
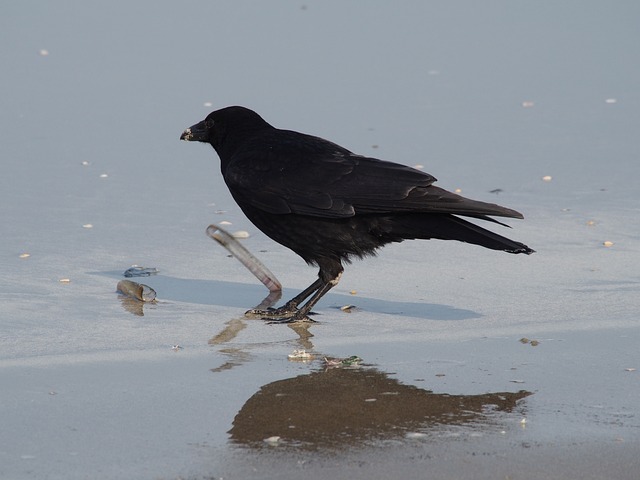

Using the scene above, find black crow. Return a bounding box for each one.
[181,106,533,322]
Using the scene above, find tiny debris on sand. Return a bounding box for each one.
[232,230,250,239]
[263,436,281,445]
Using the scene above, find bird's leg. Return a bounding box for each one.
[284,274,341,321]
[280,278,324,311]
[265,262,344,324]
[245,278,323,319]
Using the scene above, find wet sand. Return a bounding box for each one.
[2,325,639,479]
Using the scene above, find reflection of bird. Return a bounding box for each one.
[229,367,531,448]
[181,106,534,322]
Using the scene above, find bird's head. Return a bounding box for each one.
[180,106,272,158]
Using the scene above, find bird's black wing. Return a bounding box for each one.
[223,131,523,220]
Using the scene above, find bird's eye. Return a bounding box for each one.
[204,119,215,129]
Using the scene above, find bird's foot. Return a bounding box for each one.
[245,302,316,323]
[265,315,317,325]
[245,304,297,319]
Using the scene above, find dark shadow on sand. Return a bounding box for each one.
[94,270,480,321]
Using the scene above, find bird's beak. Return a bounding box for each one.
[180,120,207,142]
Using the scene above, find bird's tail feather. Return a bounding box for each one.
[388,214,534,254]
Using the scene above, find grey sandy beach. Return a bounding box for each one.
[1,2,639,479]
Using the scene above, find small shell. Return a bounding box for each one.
[522,101,535,108]
[603,241,614,247]
[542,175,552,182]
[59,278,71,283]
[117,280,156,302]
[82,224,93,229]
[232,230,250,239]
[19,253,30,258]
[288,349,313,360]
[323,357,342,367]
[123,266,159,278]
